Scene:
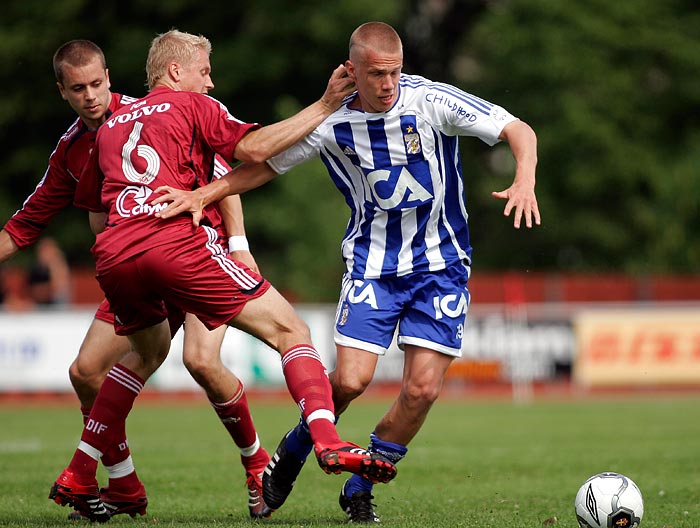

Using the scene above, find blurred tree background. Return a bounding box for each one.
[1,0,698,302]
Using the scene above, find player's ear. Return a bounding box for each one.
[57,82,68,101]
[345,59,356,80]
[168,61,181,82]
[105,68,111,89]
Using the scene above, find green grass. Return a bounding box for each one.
[1,393,699,527]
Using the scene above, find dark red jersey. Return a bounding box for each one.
[3,93,135,249]
[75,87,256,269]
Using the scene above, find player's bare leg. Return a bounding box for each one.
[51,321,171,522]
[338,345,453,522]
[62,317,148,519]
[182,313,271,518]
[373,345,453,445]
[330,345,379,415]
[69,318,131,408]
[228,285,396,511]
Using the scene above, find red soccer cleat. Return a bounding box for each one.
[314,442,397,483]
[49,469,111,523]
[245,470,273,519]
[100,482,148,517]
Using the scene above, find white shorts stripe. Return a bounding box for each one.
[202,226,259,289]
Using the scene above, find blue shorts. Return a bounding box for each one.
[333,263,470,357]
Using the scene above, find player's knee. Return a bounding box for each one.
[332,372,371,401]
[183,350,220,381]
[68,358,104,399]
[400,381,441,407]
[276,318,313,352]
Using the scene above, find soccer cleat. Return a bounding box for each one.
[246,470,272,518]
[262,433,306,510]
[339,490,381,523]
[100,484,148,517]
[315,442,397,484]
[49,469,111,523]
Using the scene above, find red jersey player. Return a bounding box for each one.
[50,29,396,522]
[0,40,270,519]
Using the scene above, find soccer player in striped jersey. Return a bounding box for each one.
[50,30,396,523]
[155,21,540,523]
[0,39,270,519]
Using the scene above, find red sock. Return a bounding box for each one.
[82,405,140,492]
[210,383,258,450]
[100,420,130,467]
[68,364,144,480]
[281,344,339,446]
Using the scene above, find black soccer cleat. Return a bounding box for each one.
[339,490,381,523]
[262,432,306,510]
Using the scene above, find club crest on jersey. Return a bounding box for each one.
[403,130,422,155]
[338,303,349,326]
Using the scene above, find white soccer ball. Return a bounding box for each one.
[574,472,644,528]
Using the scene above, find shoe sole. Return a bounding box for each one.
[318,451,397,483]
[248,489,273,518]
[50,483,111,523]
[103,501,148,517]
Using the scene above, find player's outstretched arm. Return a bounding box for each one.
[153,162,278,224]
[0,229,20,263]
[233,65,353,163]
[491,120,540,229]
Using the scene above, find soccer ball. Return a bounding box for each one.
[574,472,644,528]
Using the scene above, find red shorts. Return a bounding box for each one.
[93,298,186,337]
[95,226,269,336]
[94,298,115,324]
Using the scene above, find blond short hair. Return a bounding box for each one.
[146,29,212,90]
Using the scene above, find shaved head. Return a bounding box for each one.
[349,22,403,63]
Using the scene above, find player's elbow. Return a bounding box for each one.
[234,136,273,164]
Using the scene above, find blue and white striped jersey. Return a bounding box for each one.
[268,73,518,279]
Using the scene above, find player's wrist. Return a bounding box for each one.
[228,235,249,252]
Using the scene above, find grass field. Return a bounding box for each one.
[1,392,699,527]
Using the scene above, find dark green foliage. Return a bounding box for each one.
[1,0,698,300]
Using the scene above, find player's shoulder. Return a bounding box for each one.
[54,117,84,150]
[115,92,139,109]
[398,73,440,96]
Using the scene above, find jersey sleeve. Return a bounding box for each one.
[212,154,233,180]
[423,81,518,146]
[73,146,105,212]
[266,129,322,175]
[3,149,77,249]
[196,95,260,162]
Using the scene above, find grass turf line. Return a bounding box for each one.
[0,395,698,527]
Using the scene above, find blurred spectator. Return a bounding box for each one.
[27,237,71,306]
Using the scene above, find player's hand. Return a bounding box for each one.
[491,182,541,229]
[319,64,355,111]
[152,186,205,226]
[230,249,260,274]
